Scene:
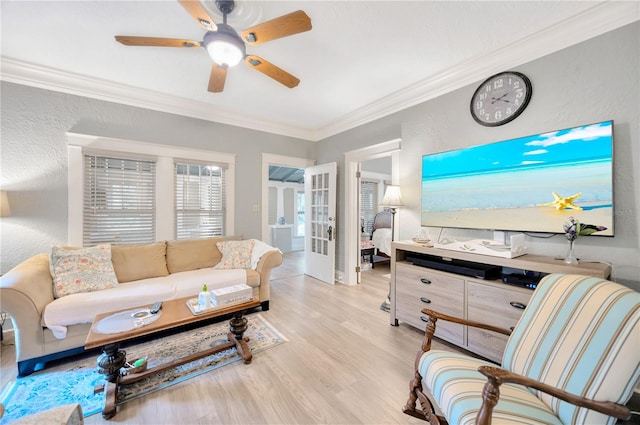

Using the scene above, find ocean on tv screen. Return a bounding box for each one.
[421,121,613,235]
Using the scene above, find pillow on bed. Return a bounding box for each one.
[372,228,393,256]
[214,239,255,269]
[50,244,119,298]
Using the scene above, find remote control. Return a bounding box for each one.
[149,301,163,314]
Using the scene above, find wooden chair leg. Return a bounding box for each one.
[403,370,427,420]
[403,314,441,422]
[417,390,445,425]
[402,372,444,424]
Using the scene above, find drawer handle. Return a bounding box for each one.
[420,316,430,323]
[510,301,527,310]
[420,297,431,304]
[420,278,432,285]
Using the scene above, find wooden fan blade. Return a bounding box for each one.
[244,55,300,88]
[241,10,311,45]
[177,0,217,31]
[208,64,228,93]
[115,36,201,48]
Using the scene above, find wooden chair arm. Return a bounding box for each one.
[422,309,512,336]
[475,366,632,425]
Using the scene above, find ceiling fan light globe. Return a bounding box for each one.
[207,40,243,66]
[204,26,246,68]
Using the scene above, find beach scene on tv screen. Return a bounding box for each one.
[421,121,614,235]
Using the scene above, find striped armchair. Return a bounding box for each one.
[403,274,640,425]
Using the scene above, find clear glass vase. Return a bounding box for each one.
[564,239,578,264]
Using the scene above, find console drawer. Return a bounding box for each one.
[466,280,532,362]
[395,263,464,345]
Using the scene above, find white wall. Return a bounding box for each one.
[316,23,640,288]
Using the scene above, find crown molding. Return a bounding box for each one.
[315,1,639,140]
[1,1,637,143]
[0,58,315,141]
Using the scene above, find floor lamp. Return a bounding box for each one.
[379,185,402,312]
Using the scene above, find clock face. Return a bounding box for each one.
[470,72,532,126]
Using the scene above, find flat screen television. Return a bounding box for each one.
[421,120,614,236]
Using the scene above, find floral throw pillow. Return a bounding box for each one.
[214,240,255,269]
[50,244,119,298]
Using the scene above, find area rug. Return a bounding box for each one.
[0,313,286,424]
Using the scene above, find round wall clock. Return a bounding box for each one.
[470,71,532,127]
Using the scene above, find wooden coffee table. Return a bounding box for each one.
[85,296,260,419]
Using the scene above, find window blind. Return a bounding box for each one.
[83,155,156,246]
[175,163,226,239]
[360,180,378,236]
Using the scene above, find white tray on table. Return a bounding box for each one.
[186,297,254,316]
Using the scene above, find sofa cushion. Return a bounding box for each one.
[166,238,225,274]
[43,268,248,339]
[215,239,255,269]
[50,244,119,299]
[111,242,169,283]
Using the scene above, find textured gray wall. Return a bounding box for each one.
[361,157,392,175]
[0,84,315,273]
[316,22,639,287]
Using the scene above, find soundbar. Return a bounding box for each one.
[406,253,502,280]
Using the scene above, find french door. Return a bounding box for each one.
[304,162,337,284]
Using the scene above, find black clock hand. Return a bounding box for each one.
[491,93,509,104]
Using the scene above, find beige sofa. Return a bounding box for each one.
[0,237,283,376]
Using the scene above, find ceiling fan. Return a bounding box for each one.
[115,0,312,93]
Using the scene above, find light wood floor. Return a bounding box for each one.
[0,252,453,424]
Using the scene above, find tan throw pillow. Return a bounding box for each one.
[50,244,119,298]
[214,240,255,269]
[111,242,169,283]
[165,238,225,274]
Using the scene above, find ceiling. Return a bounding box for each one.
[268,166,304,184]
[1,1,637,141]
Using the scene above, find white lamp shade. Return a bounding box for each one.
[203,25,246,67]
[381,185,403,208]
[206,40,244,67]
[0,191,10,217]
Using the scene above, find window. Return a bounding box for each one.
[175,163,226,239]
[67,133,236,246]
[360,180,378,237]
[83,155,156,246]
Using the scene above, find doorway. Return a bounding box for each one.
[268,165,305,253]
[261,154,315,252]
[360,157,392,271]
[344,139,401,286]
